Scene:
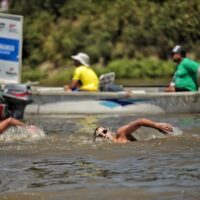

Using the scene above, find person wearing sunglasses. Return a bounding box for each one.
[93,118,173,143]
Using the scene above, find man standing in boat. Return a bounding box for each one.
[165,45,200,92]
[64,52,99,92]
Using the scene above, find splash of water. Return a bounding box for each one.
[66,134,94,145]
[0,125,46,143]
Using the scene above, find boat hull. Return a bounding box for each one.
[25,87,200,115]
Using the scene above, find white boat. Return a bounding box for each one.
[25,86,200,116]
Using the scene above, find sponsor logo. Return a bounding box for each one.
[0,22,5,31]
[0,44,15,52]
[5,67,17,76]
[0,38,19,62]
[9,24,18,33]
[6,71,17,76]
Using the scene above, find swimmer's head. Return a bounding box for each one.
[93,127,114,142]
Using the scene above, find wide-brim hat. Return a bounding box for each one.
[71,52,90,66]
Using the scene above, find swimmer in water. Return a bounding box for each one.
[0,117,25,134]
[93,118,173,143]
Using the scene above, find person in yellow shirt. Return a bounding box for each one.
[64,52,99,92]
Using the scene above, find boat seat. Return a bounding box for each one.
[99,72,123,92]
[99,72,115,88]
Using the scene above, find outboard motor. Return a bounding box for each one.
[0,84,32,119]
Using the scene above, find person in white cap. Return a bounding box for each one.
[165,45,200,92]
[64,52,99,91]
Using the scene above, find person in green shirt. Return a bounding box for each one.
[165,45,200,92]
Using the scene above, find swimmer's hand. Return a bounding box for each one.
[154,123,173,134]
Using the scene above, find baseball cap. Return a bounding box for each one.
[171,45,186,57]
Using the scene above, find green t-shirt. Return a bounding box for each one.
[173,58,200,91]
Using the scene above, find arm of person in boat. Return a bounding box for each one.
[64,80,79,91]
[116,118,173,137]
[165,81,176,92]
[0,117,25,134]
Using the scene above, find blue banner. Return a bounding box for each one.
[0,37,19,62]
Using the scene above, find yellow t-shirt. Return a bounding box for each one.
[72,65,99,91]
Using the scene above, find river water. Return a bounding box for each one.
[0,113,200,200]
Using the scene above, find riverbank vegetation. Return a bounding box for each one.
[9,0,200,86]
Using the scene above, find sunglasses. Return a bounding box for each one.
[97,129,108,138]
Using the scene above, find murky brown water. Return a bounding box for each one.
[0,113,200,200]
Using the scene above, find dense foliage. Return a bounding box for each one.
[7,0,200,85]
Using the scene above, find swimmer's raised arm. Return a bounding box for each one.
[7,117,25,126]
[0,117,25,134]
[116,118,173,136]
